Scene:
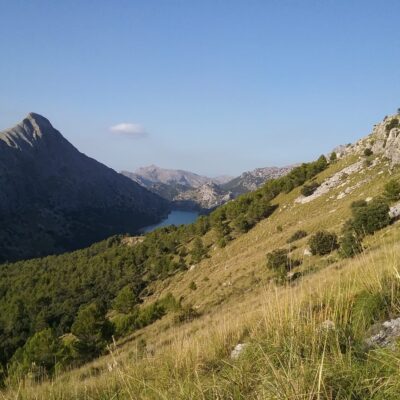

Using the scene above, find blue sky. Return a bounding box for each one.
[1,0,399,176]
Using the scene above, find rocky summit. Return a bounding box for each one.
[0,113,169,262]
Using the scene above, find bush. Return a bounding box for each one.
[287,230,307,244]
[364,148,373,157]
[386,118,399,132]
[339,228,363,258]
[351,198,390,236]
[233,215,252,233]
[173,305,200,324]
[384,179,400,202]
[308,231,338,256]
[136,302,165,328]
[189,281,197,291]
[301,181,320,197]
[266,249,290,270]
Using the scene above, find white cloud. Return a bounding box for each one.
[110,122,148,138]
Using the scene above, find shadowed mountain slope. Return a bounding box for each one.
[0,113,169,261]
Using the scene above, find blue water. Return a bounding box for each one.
[141,210,199,233]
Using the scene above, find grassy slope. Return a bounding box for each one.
[5,153,400,399]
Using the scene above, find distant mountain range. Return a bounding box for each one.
[0,113,169,262]
[122,164,295,210]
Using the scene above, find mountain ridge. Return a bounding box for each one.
[122,164,295,209]
[0,113,169,261]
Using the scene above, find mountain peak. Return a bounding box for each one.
[23,112,55,135]
[0,113,59,150]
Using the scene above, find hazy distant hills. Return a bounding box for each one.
[123,164,232,188]
[122,164,294,210]
[0,113,169,262]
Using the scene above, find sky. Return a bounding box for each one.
[1,0,400,177]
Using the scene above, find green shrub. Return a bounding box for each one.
[308,231,338,256]
[276,225,283,233]
[189,281,197,291]
[384,179,400,202]
[173,305,200,324]
[113,311,139,337]
[266,249,290,270]
[364,148,373,157]
[351,198,390,236]
[287,230,307,244]
[157,293,181,312]
[136,303,165,328]
[339,228,363,258]
[112,285,139,314]
[233,215,252,233]
[386,117,399,132]
[301,181,320,197]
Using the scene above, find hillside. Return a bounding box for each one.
[3,113,400,399]
[0,113,169,262]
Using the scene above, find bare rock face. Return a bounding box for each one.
[336,114,400,165]
[0,113,169,262]
[175,182,233,210]
[370,116,400,165]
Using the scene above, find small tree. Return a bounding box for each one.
[266,249,290,270]
[112,285,139,314]
[329,152,337,162]
[384,179,400,202]
[191,237,206,263]
[308,231,338,255]
[71,302,114,360]
[8,328,63,381]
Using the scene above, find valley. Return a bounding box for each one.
[2,113,400,399]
